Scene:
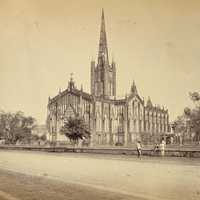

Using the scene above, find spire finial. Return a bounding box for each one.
[68,73,75,90]
[102,8,104,20]
[70,73,74,82]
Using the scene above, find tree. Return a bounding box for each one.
[0,110,12,141]
[60,116,91,146]
[172,115,185,133]
[189,92,200,141]
[0,110,36,144]
[40,134,47,141]
[31,134,40,141]
[173,92,200,143]
[189,92,200,107]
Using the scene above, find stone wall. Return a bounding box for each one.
[1,145,200,158]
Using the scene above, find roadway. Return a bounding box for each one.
[0,150,200,200]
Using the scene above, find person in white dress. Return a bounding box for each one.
[160,139,166,157]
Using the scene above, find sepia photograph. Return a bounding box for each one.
[0,0,200,200]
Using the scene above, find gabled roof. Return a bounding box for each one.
[48,87,93,104]
[126,92,144,105]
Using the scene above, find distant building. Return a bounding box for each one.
[47,10,170,146]
[32,125,48,137]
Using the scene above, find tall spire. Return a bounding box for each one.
[98,9,109,65]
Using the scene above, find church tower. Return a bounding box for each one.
[91,9,116,99]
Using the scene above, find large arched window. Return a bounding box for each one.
[132,101,135,117]
[127,119,130,132]
[104,116,109,132]
[96,111,101,132]
[110,119,113,133]
[118,114,124,132]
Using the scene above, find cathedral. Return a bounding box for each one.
[47,10,170,146]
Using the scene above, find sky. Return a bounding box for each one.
[0,0,200,124]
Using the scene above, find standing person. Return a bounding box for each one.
[136,141,142,158]
[153,143,159,156]
[160,139,166,157]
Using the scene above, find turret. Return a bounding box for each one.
[130,80,138,95]
[146,96,153,108]
[68,73,75,91]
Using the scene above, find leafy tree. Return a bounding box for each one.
[189,92,200,141]
[189,92,200,107]
[173,92,200,142]
[0,110,36,144]
[0,110,12,141]
[31,134,40,141]
[60,116,91,146]
[40,134,47,141]
[172,115,185,133]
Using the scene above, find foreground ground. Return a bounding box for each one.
[0,169,135,200]
[0,150,200,200]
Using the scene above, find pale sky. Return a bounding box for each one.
[0,0,200,124]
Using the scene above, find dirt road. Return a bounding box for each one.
[0,150,200,200]
[0,169,136,200]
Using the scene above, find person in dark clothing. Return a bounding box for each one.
[153,143,159,156]
[136,141,142,158]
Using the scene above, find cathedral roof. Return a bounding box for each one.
[49,88,93,104]
[72,88,93,101]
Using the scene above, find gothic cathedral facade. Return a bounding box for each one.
[47,10,170,146]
